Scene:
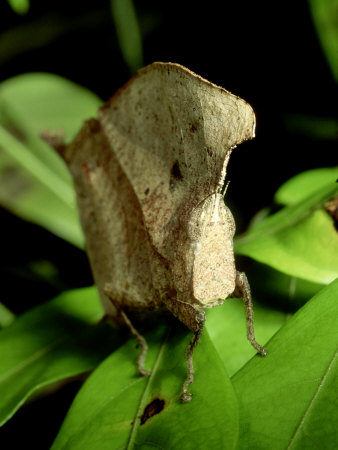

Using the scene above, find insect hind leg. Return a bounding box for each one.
[104,283,151,376]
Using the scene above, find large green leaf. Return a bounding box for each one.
[232,278,338,450]
[235,175,338,284]
[52,322,239,450]
[0,287,120,427]
[0,73,101,247]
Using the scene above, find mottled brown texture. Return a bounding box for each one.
[44,62,267,402]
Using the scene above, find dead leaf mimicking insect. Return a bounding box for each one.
[43,62,267,403]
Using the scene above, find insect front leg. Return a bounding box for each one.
[104,283,151,376]
[181,323,204,403]
[163,297,206,402]
[234,271,268,356]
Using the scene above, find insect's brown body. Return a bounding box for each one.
[45,62,267,401]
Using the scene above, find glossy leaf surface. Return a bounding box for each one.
[0,287,119,426]
[233,279,338,450]
[52,323,239,450]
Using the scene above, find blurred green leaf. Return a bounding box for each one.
[275,167,338,205]
[235,176,338,284]
[308,0,338,81]
[233,278,338,450]
[245,261,325,310]
[0,125,82,246]
[241,168,337,309]
[283,114,338,140]
[0,302,15,328]
[0,287,120,427]
[207,298,287,377]
[110,0,143,73]
[52,323,238,450]
[0,73,101,173]
[6,0,30,15]
[0,73,102,247]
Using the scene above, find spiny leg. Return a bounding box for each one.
[104,283,151,376]
[163,296,206,402]
[181,324,204,403]
[119,309,151,376]
[235,271,268,356]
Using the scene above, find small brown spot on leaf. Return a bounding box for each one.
[140,398,165,425]
[144,187,150,195]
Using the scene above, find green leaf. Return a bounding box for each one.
[232,278,338,450]
[308,0,338,81]
[207,298,287,377]
[275,167,338,205]
[110,0,143,73]
[0,302,15,328]
[0,125,83,247]
[283,114,338,140]
[6,0,30,15]
[0,73,102,247]
[245,261,325,310]
[235,178,338,284]
[52,323,238,450]
[0,286,120,427]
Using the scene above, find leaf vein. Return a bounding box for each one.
[286,347,338,449]
[126,331,170,450]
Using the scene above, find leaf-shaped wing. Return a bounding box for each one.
[99,62,255,253]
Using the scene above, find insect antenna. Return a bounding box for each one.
[221,180,230,199]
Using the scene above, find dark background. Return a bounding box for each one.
[0,1,336,448]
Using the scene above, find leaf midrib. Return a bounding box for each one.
[57,377,144,449]
[286,347,338,449]
[126,330,171,450]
